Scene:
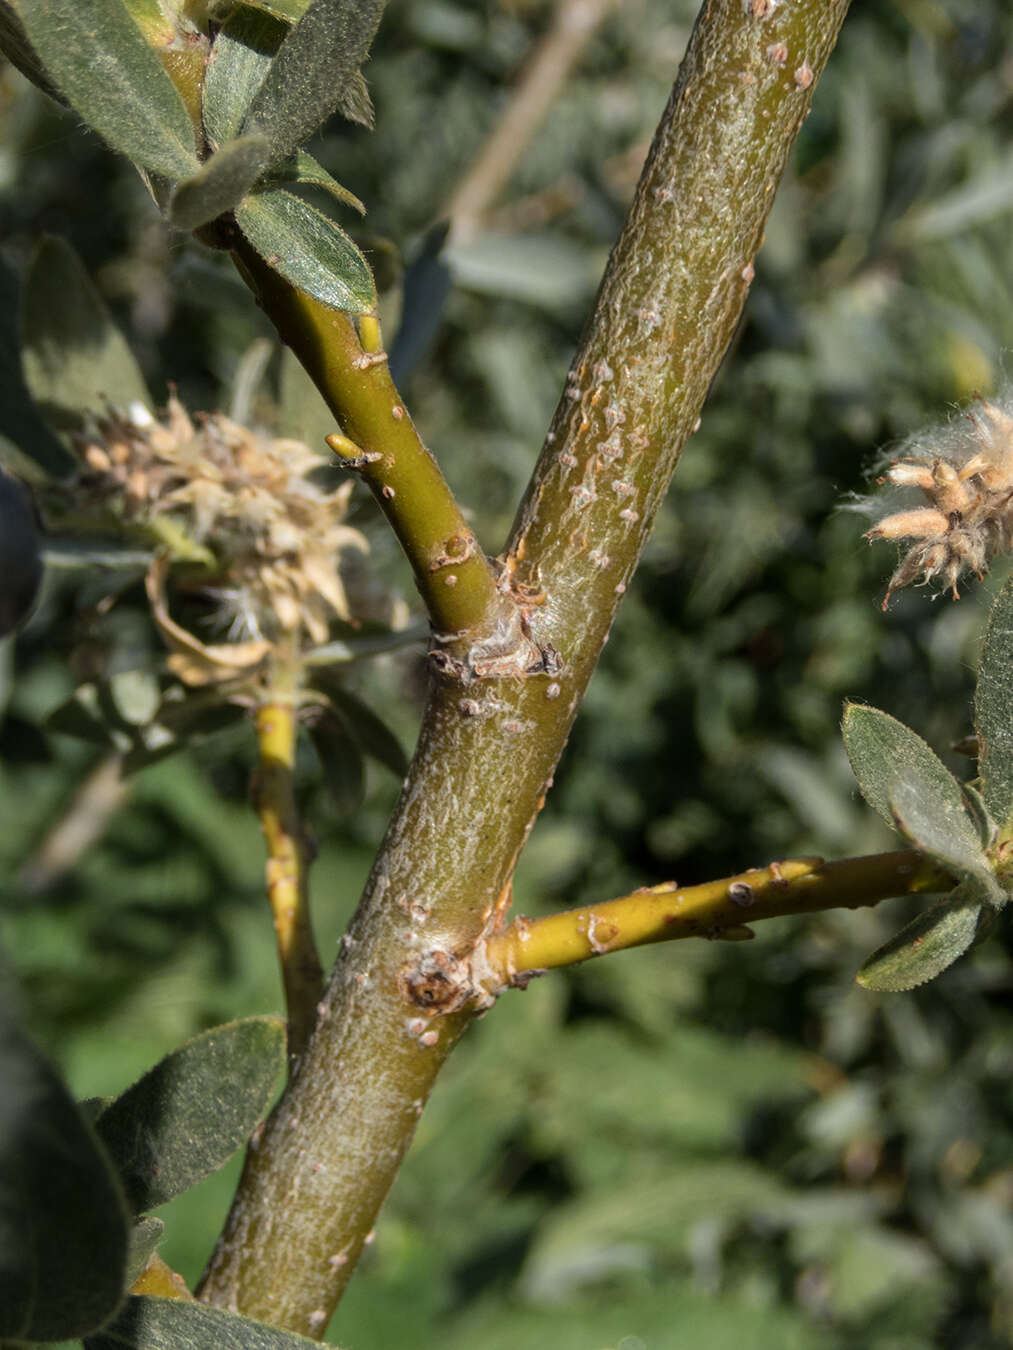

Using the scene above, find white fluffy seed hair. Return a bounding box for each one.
[862,392,1013,608]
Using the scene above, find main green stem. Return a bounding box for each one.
[198,0,851,1331]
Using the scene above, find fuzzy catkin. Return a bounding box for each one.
[865,394,1013,608]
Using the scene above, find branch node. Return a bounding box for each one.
[325,433,384,470]
[400,947,494,1014]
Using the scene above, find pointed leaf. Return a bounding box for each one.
[124,1217,164,1289]
[240,0,384,161]
[0,987,129,1339]
[169,134,272,230]
[94,1017,286,1213]
[889,778,1001,904]
[21,237,153,438]
[234,186,376,311]
[203,6,286,148]
[19,0,200,180]
[84,1294,330,1350]
[857,881,989,991]
[976,574,1013,830]
[263,149,366,215]
[842,701,980,847]
[306,707,365,814]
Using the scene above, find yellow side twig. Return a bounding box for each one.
[478,851,952,989]
[253,698,324,1060]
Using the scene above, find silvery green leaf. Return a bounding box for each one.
[890,778,1002,906]
[85,1295,330,1350]
[169,134,272,229]
[19,0,200,180]
[94,1017,286,1213]
[262,150,366,215]
[203,5,286,148]
[234,186,375,311]
[843,702,980,847]
[240,0,384,161]
[857,880,990,992]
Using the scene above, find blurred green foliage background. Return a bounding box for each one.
[3,0,1013,1346]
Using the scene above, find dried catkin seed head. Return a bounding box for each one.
[72,395,368,650]
[864,394,1013,608]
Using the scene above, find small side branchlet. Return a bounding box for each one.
[864,393,1013,608]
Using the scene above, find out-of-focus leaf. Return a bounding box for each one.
[389,221,451,385]
[21,237,153,438]
[302,622,427,665]
[263,150,366,215]
[520,1162,787,1303]
[240,0,384,157]
[278,344,336,453]
[0,469,42,638]
[105,670,163,729]
[48,683,124,747]
[202,6,286,149]
[234,186,376,312]
[842,703,992,888]
[0,981,129,1339]
[84,1295,332,1350]
[0,255,76,478]
[308,676,407,777]
[306,706,365,814]
[444,232,598,311]
[0,1,66,103]
[19,0,200,180]
[856,880,990,991]
[892,151,1013,244]
[975,574,1013,831]
[124,1217,164,1289]
[169,134,272,230]
[94,1017,285,1213]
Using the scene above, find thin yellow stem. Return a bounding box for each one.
[477,851,952,988]
[231,239,513,645]
[253,695,324,1060]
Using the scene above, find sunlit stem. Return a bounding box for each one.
[253,678,324,1060]
[478,851,951,987]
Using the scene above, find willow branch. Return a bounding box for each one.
[200,0,852,1332]
[477,851,951,987]
[231,247,511,643]
[252,693,324,1061]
